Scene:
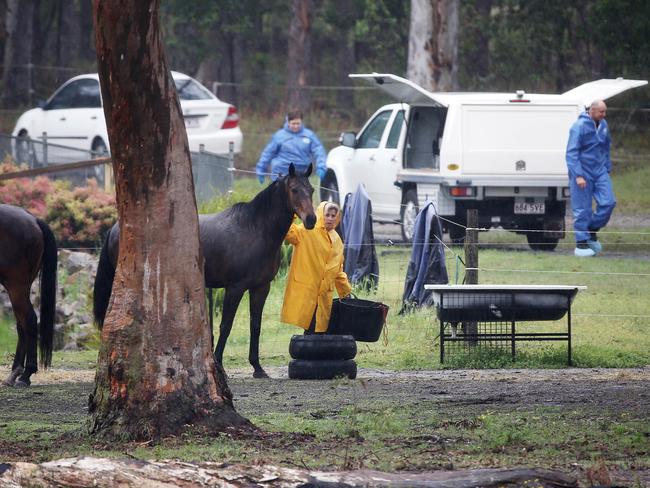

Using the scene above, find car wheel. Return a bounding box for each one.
[288,359,357,380]
[14,131,33,166]
[289,334,357,361]
[400,189,418,242]
[320,174,340,205]
[92,139,109,185]
[526,232,559,251]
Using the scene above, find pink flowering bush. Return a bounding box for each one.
[0,159,55,219]
[1,159,117,248]
[46,179,117,248]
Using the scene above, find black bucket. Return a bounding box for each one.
[328,297,389,342]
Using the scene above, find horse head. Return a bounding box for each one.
[285,163,316,229]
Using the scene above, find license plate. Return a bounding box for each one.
[184,117,201,129]
[514,202,545,214]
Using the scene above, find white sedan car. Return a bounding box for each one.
[12,71,242,160]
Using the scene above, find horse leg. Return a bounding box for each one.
[3,283,34,387]
[213,287,245,368]
[249,283,270,379]
[2,317,24,386]
[15,304,38,387]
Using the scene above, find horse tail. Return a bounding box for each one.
[36,218,57,369]
[93,229,115,330]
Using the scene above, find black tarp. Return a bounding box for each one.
[340,184,379,290]
[401,200,449,312]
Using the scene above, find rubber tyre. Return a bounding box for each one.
[289,334,357,360]
[400,188,418,242]
[320,174,340,205]
[526,232,559,251]
[288,359,357,380]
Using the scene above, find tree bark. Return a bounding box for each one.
[1,457,579,487]
[407,0,459,92]
[287,0,312,112]
[89,0,245,440]
[1,0,35,109]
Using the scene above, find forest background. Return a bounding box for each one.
[1,0,649,167]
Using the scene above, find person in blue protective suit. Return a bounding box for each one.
[566,99,616,257]
[256,110,327,183]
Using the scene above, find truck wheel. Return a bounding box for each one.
[448,223,466,245]
[320,174,340,205]
[526,232,559,251]
[400,189,418,242]
[289,334,357,360]
[288,359,357,380]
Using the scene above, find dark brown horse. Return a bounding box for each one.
[93,163,316,378]
[0,204,57,387]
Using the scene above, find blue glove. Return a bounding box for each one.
[257,174,265,184]
[317,167,327,180]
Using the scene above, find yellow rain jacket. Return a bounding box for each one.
[281,202,352,332]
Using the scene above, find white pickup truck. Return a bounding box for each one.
[322,74,647,249]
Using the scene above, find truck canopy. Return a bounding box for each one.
[351,73,647,108]
[561,78,648,108]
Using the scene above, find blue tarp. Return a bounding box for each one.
[340,184,379,290]
[401,200,449,312]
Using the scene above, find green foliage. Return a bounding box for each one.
[0,160,117,248]
[45,179,117,248]
[0,158,55,218]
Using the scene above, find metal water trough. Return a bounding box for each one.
[425,285,587,364]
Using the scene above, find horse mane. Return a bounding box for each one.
[227,178,287,223]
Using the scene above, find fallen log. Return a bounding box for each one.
[0,456,578,487]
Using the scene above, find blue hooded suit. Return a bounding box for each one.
[565,111,616,242]
[256,120,327,182]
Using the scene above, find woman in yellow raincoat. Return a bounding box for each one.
[281,201,352,333]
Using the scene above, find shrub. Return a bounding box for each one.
[0,158,55,218]
[46,179,117,248]
[0,159,117,248]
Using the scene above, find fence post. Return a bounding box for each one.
[463,209,479,343]
[228,141,234,191]
[42,132,48,167]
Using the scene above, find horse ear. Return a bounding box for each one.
[288,163,295,177]
[304,164,312,177]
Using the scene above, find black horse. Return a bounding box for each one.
[93,163,316,378]
[0,204,57,387]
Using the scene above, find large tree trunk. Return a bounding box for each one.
[287,0,312,112]
[407,0,459,91]
[2,0,35,109]
[89,0,245,440]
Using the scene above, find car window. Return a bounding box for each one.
[385,110,405,149]
[47,79,101,110]
[357,110,392,149]
[174,79,213,100]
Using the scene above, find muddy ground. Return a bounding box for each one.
[1,365,649,486]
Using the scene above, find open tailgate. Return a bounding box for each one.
[562,78,647,107]
[349,73,448,107]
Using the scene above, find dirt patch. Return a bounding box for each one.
[3,365,649,417]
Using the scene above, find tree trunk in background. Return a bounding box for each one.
[465,0,491,81]
[334,0,356,112]
[196,31,242,106]
[78,0,95,61]
[2,0,35,108]
[287,0,312,112]
[55,0,79,77]
[407,0,459,91]
[89,0,245,440]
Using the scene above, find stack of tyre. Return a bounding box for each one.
[288,334,357,380]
